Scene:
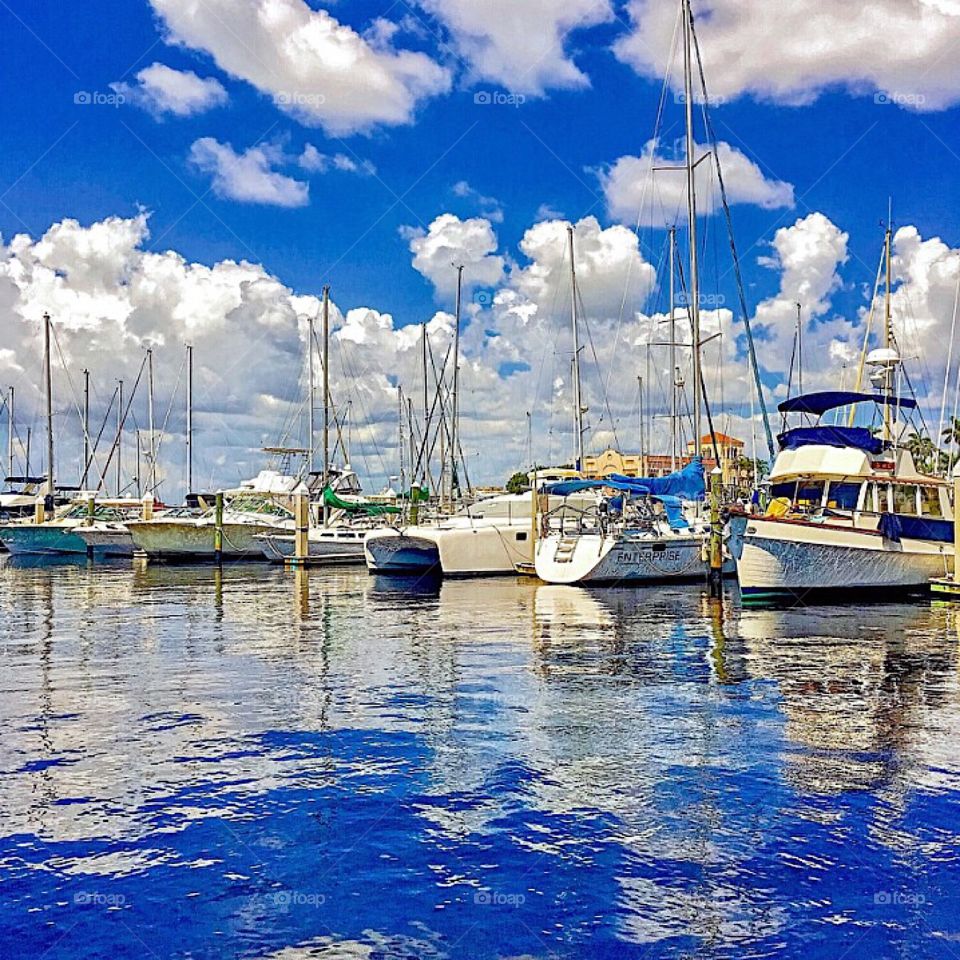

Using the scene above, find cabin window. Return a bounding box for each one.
[795,481,825,510]
[770,482,796,501]
[869,483,889,512]
[826,482,860,511]
[920,486,943,518]
[893,484,919,516]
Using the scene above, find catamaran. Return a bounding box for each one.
[364,470,588,577]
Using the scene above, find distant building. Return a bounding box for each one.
[583,432,748,487]
[686,433,746,486]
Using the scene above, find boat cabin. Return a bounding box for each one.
[765,391,954,529]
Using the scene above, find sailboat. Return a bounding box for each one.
[535,0,767,588]
[535,5,710,587]
[729,225,955,601]
[254,286,398,564]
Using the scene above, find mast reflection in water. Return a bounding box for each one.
[1,558,959,959]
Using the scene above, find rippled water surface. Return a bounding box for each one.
[2,557,960,959]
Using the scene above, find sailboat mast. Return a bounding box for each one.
[682,0,703,457]
[116,378,123,496]
[322,284,331,526]
[147,348,155,495]
[567,225,585,471]
[421,323,428,484]
[452,265,463,498]
[43,312,54,496]
[307,312,315,474]
[669,226,678,472]
[638,375,645,475]
[7,386,13,482]
[398,385,406,496]
[82,370,90,489]
[186,345,193,495]
[884,221,894,441]
[407,396,416,489]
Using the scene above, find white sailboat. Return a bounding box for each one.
[535,0,757,588]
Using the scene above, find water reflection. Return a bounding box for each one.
[1,560,959,958]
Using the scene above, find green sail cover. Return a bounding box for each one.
[322,487,401,515]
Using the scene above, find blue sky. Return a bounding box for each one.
[3,0,960,493]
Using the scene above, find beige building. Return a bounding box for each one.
[583,432,748,487]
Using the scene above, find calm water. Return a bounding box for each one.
[1,558,960,959]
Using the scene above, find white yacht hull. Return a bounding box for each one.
[365,521,533,576]
[731,514,952,602]
[535,530,707,584]
[73,526,135,557]
[256,530,367,564]
[127,519,288,560]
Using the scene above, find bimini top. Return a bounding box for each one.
[777,390,917,417]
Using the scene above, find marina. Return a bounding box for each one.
[4,0,960,956]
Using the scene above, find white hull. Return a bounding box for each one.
[366,520,533,576]
[732,515,952,600]
[535,530,707,584]
[256,530,367,564]
[73,526,135,557]
[128,517,290,560]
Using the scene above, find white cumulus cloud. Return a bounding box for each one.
[189,138,309,207]
[403,214,507,299]
[615,0,960,111]
[111,62,228,117]
[149,0,452,135]
[600,138,794,226]
[415,0,614,95]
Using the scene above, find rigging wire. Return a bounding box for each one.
[604,4,683,410]
[689,10,775,460]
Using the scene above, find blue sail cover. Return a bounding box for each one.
[778,426,885,455]
[544,457,705,501]
[777,391,917,416]
[656,495,689,530]
[607,457,706,499]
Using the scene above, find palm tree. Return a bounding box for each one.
[941,417,960,449]
[906,433,937,473]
